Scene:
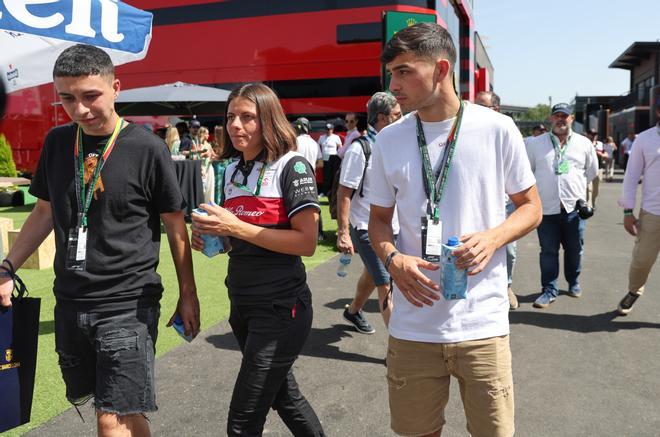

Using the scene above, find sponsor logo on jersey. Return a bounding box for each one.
[225,204,265,217]
[293,161,307,174]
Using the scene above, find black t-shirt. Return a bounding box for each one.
[221,151,320,304]
[29,122,184,310]
[179,134,193,152]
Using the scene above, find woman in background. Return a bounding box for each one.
[603,136,617,182]
[165,125,181,155]
[197,126,214,201]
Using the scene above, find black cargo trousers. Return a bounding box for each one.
[227,289,324,436]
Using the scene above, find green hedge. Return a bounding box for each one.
[0,133,18,178]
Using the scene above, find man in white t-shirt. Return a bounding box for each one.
[369,23,541,437]
[318,123,343,195]
[337,112,361,159]
[294,117,322,169]
[337,92,401,334]
[526,104,598,308]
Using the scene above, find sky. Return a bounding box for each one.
[473,0,660,107]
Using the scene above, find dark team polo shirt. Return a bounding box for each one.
[29,122,184,310]
[222,151,320,304]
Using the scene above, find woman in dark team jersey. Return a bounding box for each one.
[191,83,324,437]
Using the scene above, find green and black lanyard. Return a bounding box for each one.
[416,100,465,224]
[229,152,268,196]
[74,117,124,228]
[67,117,123,271]
[549,133,571,175]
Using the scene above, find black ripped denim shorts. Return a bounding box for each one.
[54,303,160,415]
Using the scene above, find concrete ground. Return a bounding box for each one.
[29,171,660,436]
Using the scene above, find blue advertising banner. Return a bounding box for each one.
[0,0,152,54]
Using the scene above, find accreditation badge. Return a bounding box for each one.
[65,227,87,271]
[421,216,442,263]
[556,160,569,175]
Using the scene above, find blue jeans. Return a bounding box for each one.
[537,209,585,296]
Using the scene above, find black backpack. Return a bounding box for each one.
[329,136,371,219]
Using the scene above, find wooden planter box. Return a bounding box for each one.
[0,216,13,255]
[8,229,55,270]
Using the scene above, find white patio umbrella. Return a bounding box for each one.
[116,82,231,116]
[0,0,153,93]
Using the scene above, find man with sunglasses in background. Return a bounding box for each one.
[338,113,361,159]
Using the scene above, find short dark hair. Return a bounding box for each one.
[220,83,297,162]
[381,22,456,67]
[355,114,368,132]
[53,44,114,78]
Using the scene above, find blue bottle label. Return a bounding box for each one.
[441,243,468,300]
[193,208,225,257]
[173,315,193,342]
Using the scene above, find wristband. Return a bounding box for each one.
[623,209,633,217]
[384,250,399,272]
[2,259,14,275]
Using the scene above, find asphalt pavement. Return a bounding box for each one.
[29,170,660,436]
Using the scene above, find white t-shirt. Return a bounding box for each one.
[318,133,342,161]
[339,133,399,233]
[369,102,536,343]
[296,134,321,169]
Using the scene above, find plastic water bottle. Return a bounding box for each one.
[441,237,468,300]
[192,208,227,257]
[337,253,352,277]
[172,314,193,342]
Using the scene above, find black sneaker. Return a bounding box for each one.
[617,292,641,316]
[343,305,375,334]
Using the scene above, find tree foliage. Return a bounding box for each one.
[0,134,18,178]
[519,104,551,121]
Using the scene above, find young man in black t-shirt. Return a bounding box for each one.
[0,45,200,436]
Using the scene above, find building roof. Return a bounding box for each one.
[609,42,660,70]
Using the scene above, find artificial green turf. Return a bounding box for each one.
[1,198,337,436]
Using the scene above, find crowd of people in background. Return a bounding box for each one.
[1,20,659,437]
[127,37,656,435]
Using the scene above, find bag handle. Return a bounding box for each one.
[1,259,29,300]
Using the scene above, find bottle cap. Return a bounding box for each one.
[447,237,459,246]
